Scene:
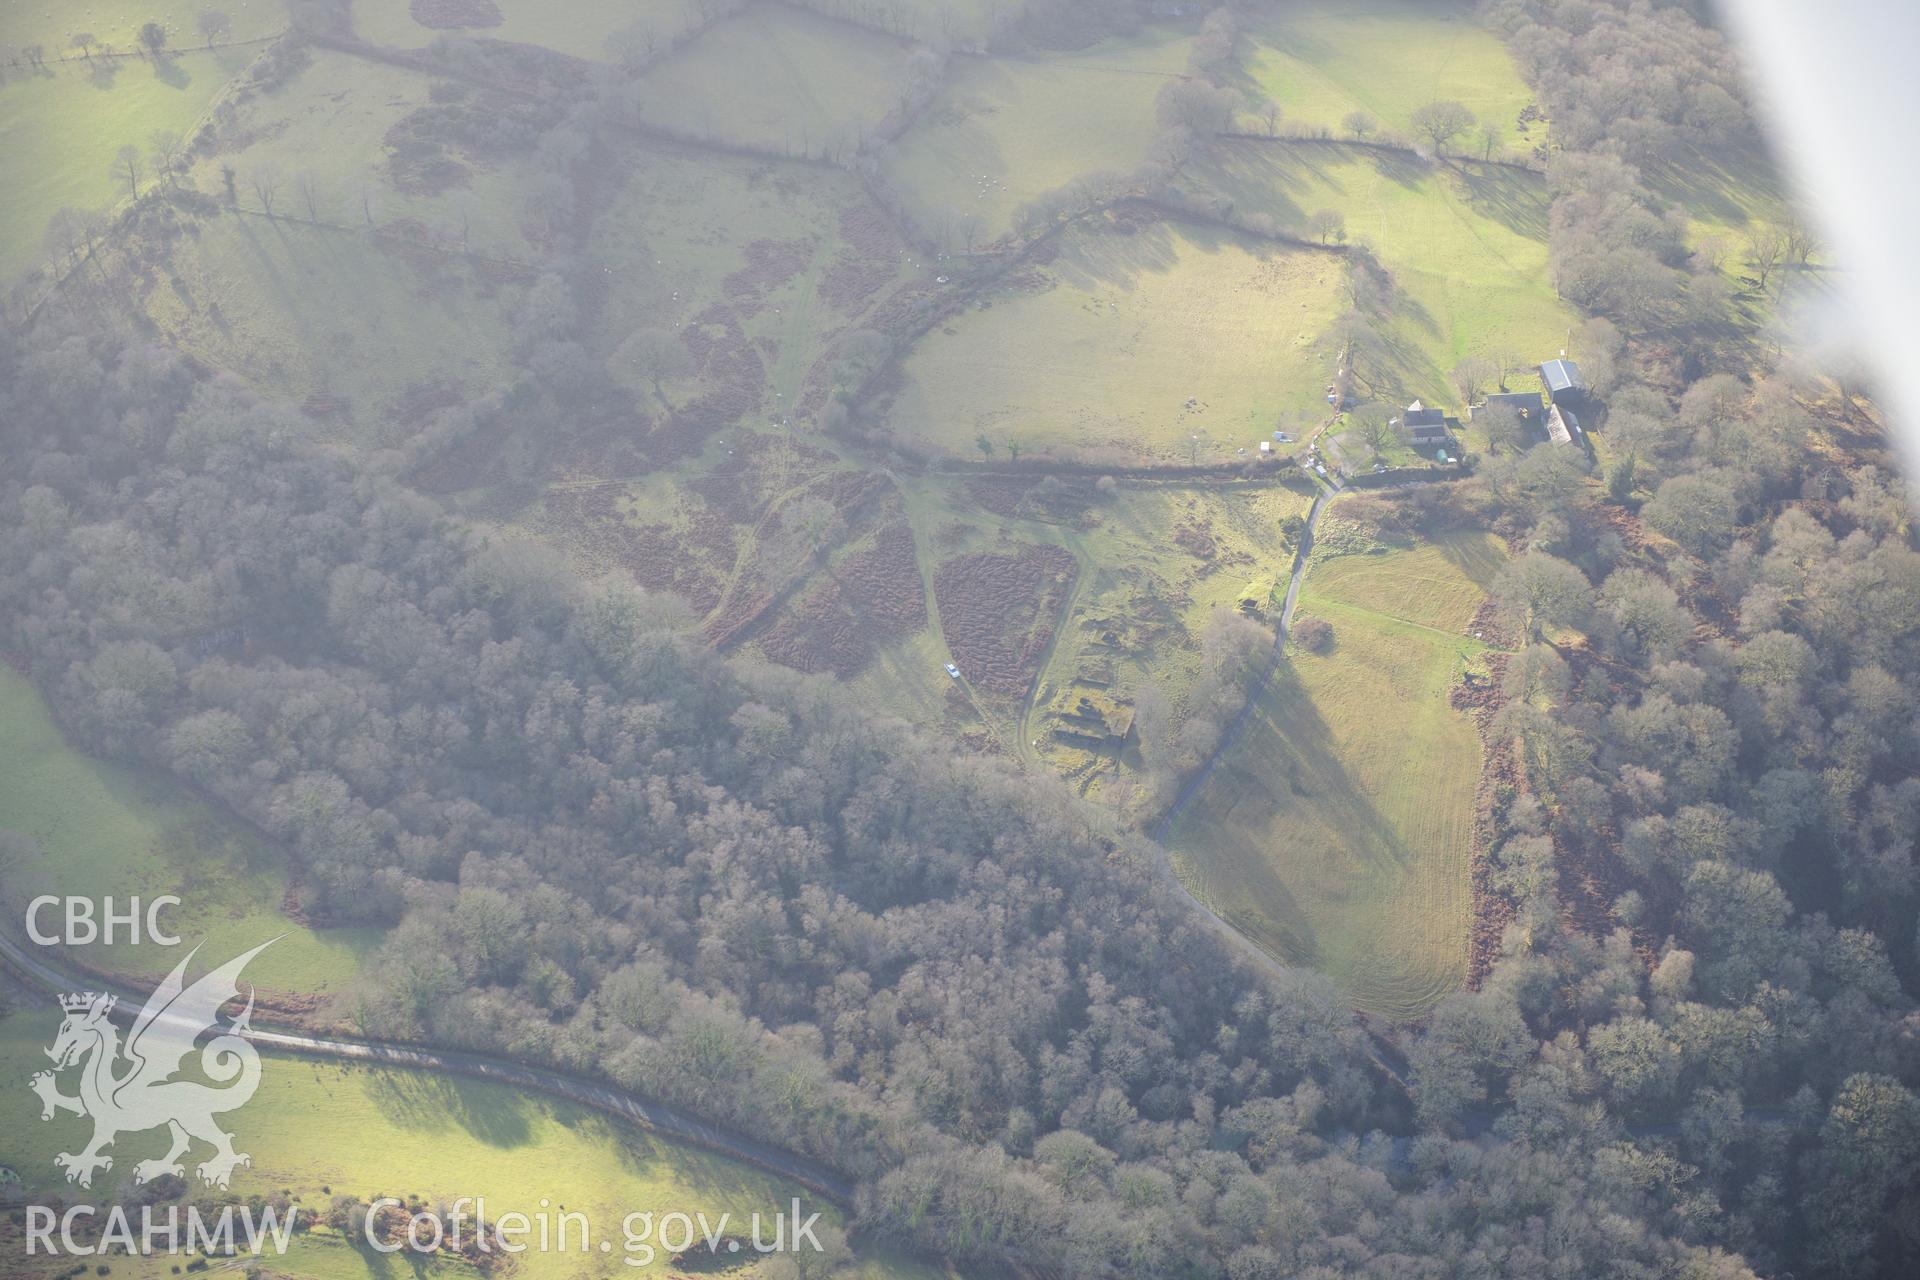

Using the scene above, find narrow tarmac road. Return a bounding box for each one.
[0,928,856,1205]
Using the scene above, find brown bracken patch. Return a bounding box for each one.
[934,545,1077,698]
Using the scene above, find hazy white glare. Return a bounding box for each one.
[1719,0,1920,481]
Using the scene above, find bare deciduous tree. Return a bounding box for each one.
[1451,356,1497,406]
[1784,217,1819,267]
[113,145,142,199]
[1744,224,1789,292]
[149,130,185,186]
[1342,110,1375,140]
[1410,100,1476,155]
[1476,121,1502,162]
[295,169,323,222]
[249,161,284,217]
[197,8,232,48]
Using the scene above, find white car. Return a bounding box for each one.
[944,663,962,679]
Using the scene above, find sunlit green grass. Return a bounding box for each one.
[1186,139,1575,409]
[884,216,1343,461]
[1,0,284,61]
[0,49,248,282]
[0,667,377,994]
[0,1005,960,1280]
[1164,523,1503,1019]
[879,216,1336,466]
[1239,0,1534,139]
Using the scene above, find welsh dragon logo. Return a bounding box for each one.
[29,940,274,1190]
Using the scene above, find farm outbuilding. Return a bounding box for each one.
[1539,359,1586,406]
[1545,403,1580,445]
[1471,390,1543,424]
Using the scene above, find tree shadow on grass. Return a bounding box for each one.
[1166,659,1414,974]
[362,1069,536,1148]
[1432,530,1506,595]
[1453,163,1549,241]
[232,213,315,342]
[153,55,192,91]
[1644,138,1783,231]
[1041,216,1183,294]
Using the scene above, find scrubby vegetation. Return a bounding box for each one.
[3,0,1918,1275]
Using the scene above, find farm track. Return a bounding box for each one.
[1012,531,1094,769]
[1148,478,1337,845]
[889,476,1014,753]
[0,928,856,1206]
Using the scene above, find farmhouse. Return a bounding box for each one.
[1397,399,1454,446]
[1539,359,1586,407]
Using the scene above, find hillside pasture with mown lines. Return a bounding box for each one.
[1164,515,1506,1018]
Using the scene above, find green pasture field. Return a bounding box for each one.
[632,4,909,159]
[349,0,698,61]
[1163,520,1504,1018]
[185,48,542,257]
[0,47,249,283]
[883,28,1191,247]
[883,215,1344,462]
[1238,0,1534,140]
[0,667,376,996]
[0,1007,949,1280]
[588,140,923,409]
[1187,139,1574,412]
[1644,135,1789,250]
[0,0,284,61]
[124,208,523,447]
